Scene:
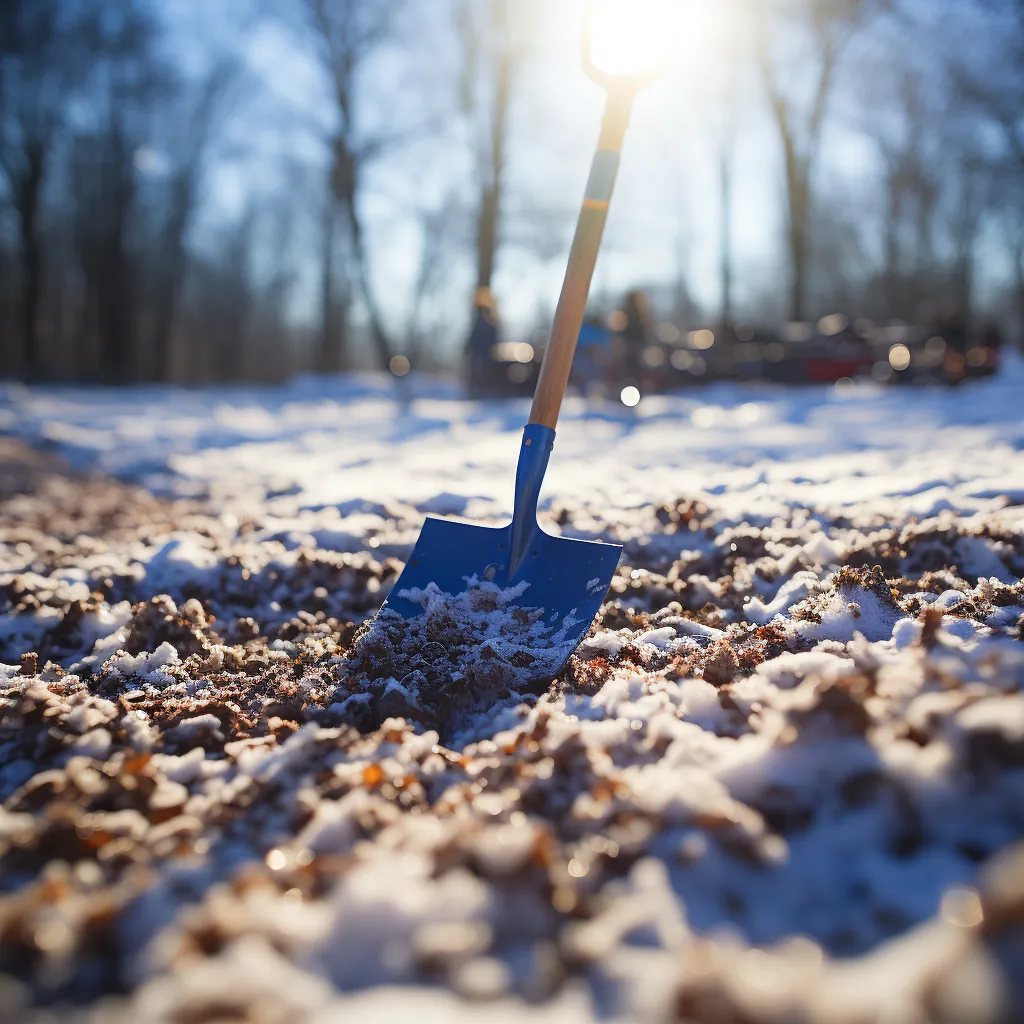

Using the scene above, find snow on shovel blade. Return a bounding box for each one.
[379,425,622,681]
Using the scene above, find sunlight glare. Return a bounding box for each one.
[589,0,689,77]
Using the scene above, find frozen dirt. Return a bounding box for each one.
[1,363,1023,1022]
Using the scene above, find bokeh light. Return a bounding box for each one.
[888,344,911,371]
[818,313,848,336]
[641,345,665,367]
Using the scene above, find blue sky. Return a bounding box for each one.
[157,0,1014,357]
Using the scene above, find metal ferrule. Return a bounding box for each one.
[509,423,555,576]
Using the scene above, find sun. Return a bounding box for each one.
[587,0,700,78]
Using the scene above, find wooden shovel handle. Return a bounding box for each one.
[529,88,636,429]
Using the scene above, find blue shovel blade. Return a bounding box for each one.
[377,425,622,682]
[381,518,621,680]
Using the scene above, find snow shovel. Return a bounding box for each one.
[378,8,671,671]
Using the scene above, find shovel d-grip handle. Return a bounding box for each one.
[528,3,670,430]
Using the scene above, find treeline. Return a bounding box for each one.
[0,1,295,383]
[1,0,1023,384]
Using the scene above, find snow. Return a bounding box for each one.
[744,571,819,624]
[3,358,1024,530]
[957,694,1024,740]
[308,856,493,990]
[162,714,223,745]
[579,630,631,658]
[2,359,1024,1022]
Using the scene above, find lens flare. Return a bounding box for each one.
[589,0,685,76]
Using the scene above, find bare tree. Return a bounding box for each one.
[456,0,531,294]
[1009,204,1024,347]
[315,196,348,373]
[68,2,169,383]
[296,0,413,371]
[757,0,865,321]
[209,206,255,382]
[150,59,240,382]
[404,192,462,367]
[947,156,993,325]
[247,194,300,383]
[865,71,940,320]
[707,74,742,326]
[0,1,98,378]
[855,3,1015,325]
[931,0,1024,332]
[951,0,1024,169]
[655,100,696,329]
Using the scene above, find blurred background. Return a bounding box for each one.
[0,0,1021,391]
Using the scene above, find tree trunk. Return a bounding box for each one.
[16,151,45,380]
[780,131,809,323]
[474,4,512,289]
[1015,242,1024,352]
[476,183,500,289]
[98,240,133,384]
[19,215,42,380]
[883,174,901,319]
[151,267,184,382]
[151,65,235,382]
[151,204,189,382]
[98,130,136,384]
[718,148,733,325]
[343,195,393,371]
[760,12,849,327]
[787,182,808,323]
[317,201,343,373]
[955,247,973,327]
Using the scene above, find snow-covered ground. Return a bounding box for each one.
[1,363,1023,1022]
[4,359,1024,520]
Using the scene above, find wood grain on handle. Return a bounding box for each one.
[529,89,636,429]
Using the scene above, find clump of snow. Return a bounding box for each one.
[339,578,585,740]
[578,630,631,659]
[744,571,819,625]
[162,714,224,747]
[792,565,907,642]
[956,693,1024,740]
[103,641,182,684]
[309,856,493,989]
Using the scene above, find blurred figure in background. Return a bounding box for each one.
[981,321,1003,355]
[976,320,1003,378]
[572,314,610,397]
[933,305,968,386]
[615,290,654,390]
[465,287,500,398]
